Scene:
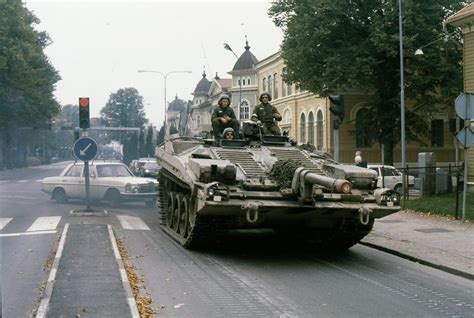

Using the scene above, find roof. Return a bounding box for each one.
[446,3,474,26]
[232,41,258,71]
[193,71,212,94]
[167,96,187,111]
[216,78,231,90]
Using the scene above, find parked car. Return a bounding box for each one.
[139,161,161,178]
[130,157,155,175]
[368,165,415,194]
[42,161,158,207]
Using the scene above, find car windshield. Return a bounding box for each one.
[96,164,133,178]
[144,162,159,169]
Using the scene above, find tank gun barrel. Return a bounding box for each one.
[292,167,352,198]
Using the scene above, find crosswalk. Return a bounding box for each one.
[0,215,152,237]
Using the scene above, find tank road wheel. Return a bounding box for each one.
[166,192,175,228]
[178,195,189,237]
[186,195,196,234]
[172,194,182,232]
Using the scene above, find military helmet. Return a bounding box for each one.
[218,94,231,106]
[259,91,272,102]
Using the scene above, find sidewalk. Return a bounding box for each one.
[361,210,474,280]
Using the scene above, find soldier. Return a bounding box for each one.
[222,127,235,140]
[211,94,240,139]
[251,92,282,135]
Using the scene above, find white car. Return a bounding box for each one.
[42,162,158,207]
[368,165,415,194]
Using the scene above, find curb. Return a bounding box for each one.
[360,241,474,281]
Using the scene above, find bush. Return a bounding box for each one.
[26,156,42,167]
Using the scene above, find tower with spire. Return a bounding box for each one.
[227,37,259,121]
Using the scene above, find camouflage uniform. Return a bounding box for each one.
[252,100,282,135]
[211,95,240,138]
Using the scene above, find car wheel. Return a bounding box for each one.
[106,189,121,208]
[54,188,68,204]
[394,184,403,195]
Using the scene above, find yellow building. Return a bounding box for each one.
[255,51,459,165]
[447,3,474,190]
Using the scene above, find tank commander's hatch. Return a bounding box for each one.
[219,139,247,148]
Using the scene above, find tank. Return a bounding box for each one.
[156,128,401,250]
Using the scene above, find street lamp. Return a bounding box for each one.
[137,69,192,135]
[223,43,242,119]
[398,0,406,205]
[414,32,454,56]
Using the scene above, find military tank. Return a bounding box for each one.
[155,125,401,250]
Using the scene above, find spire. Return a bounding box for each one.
[215,72,220,80]
[244,34,250,51]
[202,66,206,78]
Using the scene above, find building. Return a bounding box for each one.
[446,3,474,190]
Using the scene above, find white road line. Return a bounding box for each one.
[116,215,150,230]
[0,218,13,230]
[0,230,56,237]
[27,216,61,232]
[36,179,43,182]
[17,180,29,183]
[0,180,9,184]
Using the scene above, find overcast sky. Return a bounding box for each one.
[25,0,284,127]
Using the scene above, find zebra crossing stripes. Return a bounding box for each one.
[27,216,62,232]
[0,218,13,230]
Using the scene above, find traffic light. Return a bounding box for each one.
[378,127,384,143]
[79,97,90,129]
[329,95,345,123]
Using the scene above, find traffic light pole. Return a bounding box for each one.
[81,129,93,211]
[333,119,339,162]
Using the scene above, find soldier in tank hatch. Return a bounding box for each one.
[211,94,240,139]
[251,92,282,135]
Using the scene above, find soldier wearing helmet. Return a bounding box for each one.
[211,94,240,139]
[251,92,282,135]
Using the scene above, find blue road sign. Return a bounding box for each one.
[73,137,98,161]
[455,93,474,120]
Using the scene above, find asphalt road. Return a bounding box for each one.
[1,162,472,317]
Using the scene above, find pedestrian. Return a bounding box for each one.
[355,150,367,168]
[211,94,240,139]
[222,127,235,140]
[251,92,282,135]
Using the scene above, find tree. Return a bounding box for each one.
[100,88,148,164]
[0,0,60,167]
[269,0,464,164]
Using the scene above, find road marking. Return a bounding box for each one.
[0,180,9,184]
[36,179,43,182]
[17,180,29,183]
[0,230,56,237]
[117,215,150,230]
[27,216,61,232]
[0,218,13,230]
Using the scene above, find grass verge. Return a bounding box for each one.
[404,191,474,220]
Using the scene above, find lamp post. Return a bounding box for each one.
[223,43,242,119]
[398,0,407,205]
[137,70,192,135]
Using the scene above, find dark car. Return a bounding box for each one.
[139,161,161,177]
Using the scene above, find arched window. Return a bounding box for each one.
[273,73,278,99]
[262,78,266,92]
[356,108,372,148]
[300,113,306,143]
[317,110,324,149]
[267,75,272,95]
[247,78,250,85]
[240,100,249,120]
[308,112,315,145]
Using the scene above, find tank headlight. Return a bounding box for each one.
[207,187,215,197]
[374,188,400,206]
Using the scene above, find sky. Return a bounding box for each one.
[25,0,284,127]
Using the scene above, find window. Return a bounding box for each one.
[240,100,249,120]
[65,165,82,177]
[300,113,306,143]
[308,111,315,145]
[262,78,266,92]
[431,119,444,147]
[355,108,372,148]
[267,75,272,95]
[238,78,241,86]
[317,110,324,149]
[273,73,278,99]
[247,78,250,85]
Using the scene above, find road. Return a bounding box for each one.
[1,162,472,317]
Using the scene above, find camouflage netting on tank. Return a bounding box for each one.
[268,160,301,189]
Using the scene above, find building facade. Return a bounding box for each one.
[447,3,474,190]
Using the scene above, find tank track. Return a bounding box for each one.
[158,169,230,249]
